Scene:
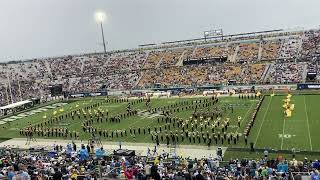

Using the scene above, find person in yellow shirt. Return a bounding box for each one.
[70,169,78,180]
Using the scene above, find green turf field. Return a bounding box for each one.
[249,94,320,151]
[1,94,319,153]
[0,96,257,145]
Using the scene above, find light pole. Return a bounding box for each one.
[95,11,107,53]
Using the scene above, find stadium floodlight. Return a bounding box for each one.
[95,11,106,23]
[94,11,107,53]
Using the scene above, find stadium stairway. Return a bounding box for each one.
[134,70,145,88]
[44,60,52,76]
[226,42,232,62]
[278,38,285,59]
[302,63,308,83]
[80,58,85,72]
[296,36,304,59]
[155,51,166,68]
[134,52,150,87]
[229,44,239,63]
[223,42,229,57]
[141,51,150,68]
[262,64,273,82]
[258,41,263,61]
[175,49,187,66]
[191,45,197,57]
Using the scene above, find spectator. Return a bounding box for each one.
[7,166,15,180]
[52,167,63,180]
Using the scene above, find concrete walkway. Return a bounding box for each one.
[0,138,227,159]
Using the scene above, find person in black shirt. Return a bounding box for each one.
[52,168,63,180]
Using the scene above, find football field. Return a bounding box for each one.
[0,96,257,145]
[0,94,319,153]
[250,94,320,151]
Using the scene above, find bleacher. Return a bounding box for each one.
[0,28,320,105]
[236,42,260,62]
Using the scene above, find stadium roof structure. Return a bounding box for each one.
[139,29,284,47]
[0,100,32,110]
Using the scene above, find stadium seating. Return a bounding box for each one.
[192,45,226,59]
[1,29,320,105]
[261,39,281,60]
[226,43,237,60]
[0,85,7,106]
[265,62,306,84]
[137,63,267,88]
[143,51,165,69]
[103,51,147,71]
[159,48,184,66]
[279,38,300,59]
[236,42,260,61]
[300,29,320,61]
[48,56,82,78]
[239,64,266,84]
[181,47,194,61]
[0,146,317,179]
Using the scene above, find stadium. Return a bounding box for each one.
[1,1,320,179]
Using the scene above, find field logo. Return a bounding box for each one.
[278,134,296,139]
[137,110,162,119]
[0,103,67,124]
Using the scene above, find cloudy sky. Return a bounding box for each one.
[0,0,319,61]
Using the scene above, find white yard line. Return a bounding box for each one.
[235,102,255,133]
[303,96,313,151]
[280,118,286,150]
[254,97,272,145]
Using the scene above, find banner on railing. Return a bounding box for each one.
[297,83,320,90]
[68,91,107,98]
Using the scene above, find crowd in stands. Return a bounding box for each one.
[300,29,320,61]
[0,52,147,105]
[192,45,227,59]
[180,48,194,62]
[239,64,266,85]
[261,40,281,60]
[0,144,319,179]
[278,38,300,60]
[1,29,320,105]
[143,51,164,69]
[48,56,82,79]
[226,44,237,61]
[137,64,266,88]
[159,49,184,67]
[265,63,306,84]
[236,42,260,62]
[0,86,7,106]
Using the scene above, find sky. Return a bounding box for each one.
[0,0,319,62]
